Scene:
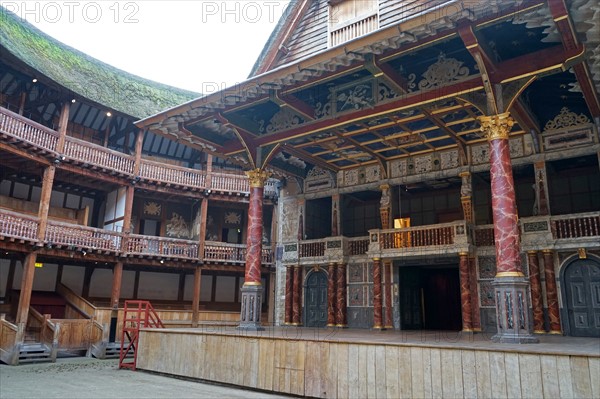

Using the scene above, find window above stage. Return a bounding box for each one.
[328,0,379,47]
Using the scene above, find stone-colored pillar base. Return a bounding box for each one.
[238,284,264,331]
[492,276,538,344]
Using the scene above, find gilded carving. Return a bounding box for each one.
[478,113,514,141]
[408,53,470,91]
[143,201,162,216]
[258,107,304,133]
[166,212,189,238]
[245,169,271,188]
[543,107,591,131]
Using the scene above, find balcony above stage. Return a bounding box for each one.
[0,208,273,266]
[282,213,600,264]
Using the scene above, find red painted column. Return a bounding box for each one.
[292,265,302,325]
[479,113,536,343]
[327,263,337,327]
[543,250,562,334]
[527,251,545,333]
[480,114,522,276]
[384,262,393,329]
[373,257,383,329]
[459,252,473,332]
[284,266,293,325]
[238,168,270,330]
[336,263,347,327]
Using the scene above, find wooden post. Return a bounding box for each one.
[384,261,393,329]
[527,251,545,333]
[110,262,123,309]
[82,267,93,298]
[292,265,302,325]
[205,154,213,189]
[15,253,37,325]
[36,165,56,242]
[55,264,63,291]
[336,263,347,327]
[133,271,140,299]
[543,250,562,334]
[192,266,202,327]
[372,257,383,329]
[133,129,144,176]
[177,273,186,302]
[284,266,293,324]
[198,197,209,261]
[18,92,26,116]
[327,263,337,327]
[459,252,473,332]
[5,258,17,301]
[55,102,70,154]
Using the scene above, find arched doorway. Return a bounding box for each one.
[304,270,328,327]
[562,258,600,337]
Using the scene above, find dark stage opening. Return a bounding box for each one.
[399,265,462,331]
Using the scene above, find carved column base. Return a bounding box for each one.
[492,276,538,344]
[238,284,264,331]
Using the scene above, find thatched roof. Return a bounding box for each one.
[0,9,200,119]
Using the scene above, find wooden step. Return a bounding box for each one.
[19,343,52,363]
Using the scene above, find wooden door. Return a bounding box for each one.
[400,267,423,330]
[564,259,600,337]
[305,271,327,327]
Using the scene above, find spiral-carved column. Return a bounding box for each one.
[336,263,347,327]
[459,252,473,332]
[527,251,545,333]
[543,250,562,334]
[373,258,383,329]
[284,266,293,325]
[327,263,337,327]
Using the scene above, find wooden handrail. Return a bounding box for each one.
[44,220,122,251]
[64,135,135,174]
[0,106,59,152]
[139,159,206,188]
[125,234,199,259]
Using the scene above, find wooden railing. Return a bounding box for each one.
[299,239,326,258]
[474,225,495,246]
[0,106,279,198]
[348,237,369,255]
[126,235,199,259]
[0,319,19,365]
[0,107,58,152]
[64,136,135,175]
[139,159,206,188]
[51,319,94,351]
[0,209,39,241]
[45,220,121,252]
[29,308,59,360]
[204,241,244,263]
[378,222,458,249]
[56,283,97,318]
[551,212,600,239]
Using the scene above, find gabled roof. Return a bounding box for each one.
[0,8,199,119]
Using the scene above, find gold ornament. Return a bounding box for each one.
[478,113,514,141]
[245,168,271,188]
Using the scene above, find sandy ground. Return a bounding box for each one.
[0,357,288,399]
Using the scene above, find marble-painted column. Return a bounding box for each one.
[543,249,562,334]
[373,257,383,329]
[479,113,537,343]
[468,257,482,331]
[284,265,293,325]
[238,168,270,330]
[527,251,545,333]
[459,252,473,332]
[327,263,337,327]
[384,262,393,329]
[332,194,340,236]
[336,263,347,327]
[292,265,302,325]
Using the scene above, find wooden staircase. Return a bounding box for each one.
[17,342,53,363]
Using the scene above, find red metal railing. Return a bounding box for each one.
[551,212,600,239]
[119,300,164,371]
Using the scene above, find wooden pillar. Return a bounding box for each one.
[55,264,63,291]
[239,169,270,330]
[198,197,209,261]
[36,165,56,242]
[82,267,93,298]
[459,252,473,332]
[18,92,27,116]
[384,261,393,329]
[533,162,549,216]
[133,129,144,177]
[479,113,536,343]
[292,265,302,326]
[133,271,140,299]
[327,263,337,327]
[122,185,135,234]
[55,102,70,154]
[110,262,123,309]
[15,253,36,325]
[191,266,202,327]
[284,266,293,325]
[177,273,186,302]
[372,257,383,329]
[5,258,17,299]
[205,154,213,189]
[527,251,545,333]
[543,250,562,334]
[336,263,347,327]
[460,171,474,223]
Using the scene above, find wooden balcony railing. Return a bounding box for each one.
[474,225,495,246]
[125,235,199,259]
[0,106,279,198]
[64,136,135,175]
[204,241,245,263]
[348,237,370,256]
[0,209,39,241]
[299,240,326,258]
[551,212,600,239]
[378,222,460,250]
[139,159,206,188]
[44,221,122,252]
[0,107,58,152]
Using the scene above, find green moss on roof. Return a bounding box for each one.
[0,9,199,119]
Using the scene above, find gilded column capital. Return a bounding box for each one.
[478,112,514,141]
[245,168,271,188]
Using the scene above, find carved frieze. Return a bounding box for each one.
[543,107,591,131]
[390,159,408,178]
[440,149,460,169]
[413,154,433,174]
[364,165,381,183]
[305,167,335,192]
[408,53,471,92]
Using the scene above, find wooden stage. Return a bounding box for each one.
[137,326,600,399]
